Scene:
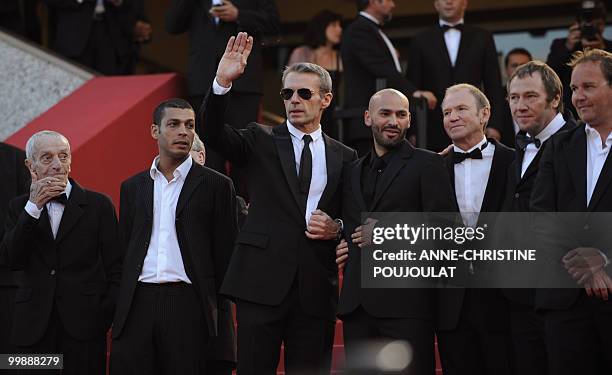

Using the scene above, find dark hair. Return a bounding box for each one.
[153,98,194,125]
[504,48,533,68]
[356,0,370,11]
[507,60,564,113]
[569,48,612,86]
[303,10,343,48]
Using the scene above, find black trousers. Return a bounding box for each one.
[341,306,435,375]
[235,283,335,375]
[437,290,513,375]
[190,91,261,200]
[16,303,106,375]
[110,282,209,375]
[508,301,547,375]
[543,292,612,375]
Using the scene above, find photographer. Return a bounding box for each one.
[547,0,611,117]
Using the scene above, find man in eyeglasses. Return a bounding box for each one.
[200,33,357,374]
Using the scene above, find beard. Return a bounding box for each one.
[372,124,407,149]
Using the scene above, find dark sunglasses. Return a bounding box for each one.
[280,88,316,100]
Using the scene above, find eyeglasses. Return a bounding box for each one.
[280,88,316,100]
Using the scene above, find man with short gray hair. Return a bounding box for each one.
[1,130,121,375]
[201,33,357,374]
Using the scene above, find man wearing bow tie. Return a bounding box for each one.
[502,61,576,375]
[436,84,514,375]
[408,0,508,151]
[1,131,121,374]
[342,0,433,156]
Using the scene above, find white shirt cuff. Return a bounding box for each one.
[24,201,43,219]
[213,78,232,95]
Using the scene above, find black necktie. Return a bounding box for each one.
[298,135,313,196]
[50,193,68,205]
[441,23,464,32]
[453,142,487,164]
[515,133,541,151]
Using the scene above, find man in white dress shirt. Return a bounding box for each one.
[1,131,121,375]
[436,84,514,375]
[110,98,238,375]
[530,48,612,375]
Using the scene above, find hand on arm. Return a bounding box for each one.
[305,209,341,240]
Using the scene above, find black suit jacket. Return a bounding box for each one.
[502,118,576,306]
[44,0,132,61]
[166,0,280,97]
[1,180,121,346]
[112,162,237,339]
[0,143,29,285]
[531,123,612,310]
[338,141,456,319]
[341,15,416,144]
[407,25,507,151]
[436,139,514,331]
[200,91,357,321]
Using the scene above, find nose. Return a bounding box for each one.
[49,155,62,170]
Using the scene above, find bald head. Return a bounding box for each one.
[368,89,410,112]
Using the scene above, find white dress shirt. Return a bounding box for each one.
[139,156,193,284]
[454,137,494,227]
[287,121,328,224]
[521,112,566,177]
[585,124,612,206]
[360,11,402,73]
[25,180,73,239]
[440,19,464,67]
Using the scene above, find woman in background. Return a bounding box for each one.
[288,10,343,137]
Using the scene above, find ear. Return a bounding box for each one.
[24,159,35,175]
[480,107,491,128]
[551,94,561,111]
[406,112,412,130]
[151,123,159,140]
[321,92,333,109]
[364,110,373,128]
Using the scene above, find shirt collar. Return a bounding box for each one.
[439,18,464,28]
[531,112,565,143]
[453,136,488,153]
[585,123,612,147]
[359,11,380,26]
[287,120,322,143]
[64,180,72,198]
[149,155,193,181]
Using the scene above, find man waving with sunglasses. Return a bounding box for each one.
[199,32,357,374]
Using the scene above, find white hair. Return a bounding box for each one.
[25,130,70,160]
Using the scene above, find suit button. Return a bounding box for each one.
[144,241,149,247]
[136,264,142,271]
[514,193,520,198]
[50,269,56,276]
[584,224,590,230]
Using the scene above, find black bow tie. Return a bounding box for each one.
[453,142,488,164]
[50,193,68,205]
[515,133,541,150]
[441,23,464,32]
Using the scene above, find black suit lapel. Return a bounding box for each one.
[444,150,458,205]
[55,180,85,244]
[272,123,305,216]
[370,142,413,210]
[318,134,342,209]
[434,27,453,71]
[588,148,612,211]
[480,141,507,212]
[566,129,587,210]
[177,163,204,216]
[351,157,368,212]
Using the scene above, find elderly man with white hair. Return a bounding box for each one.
[1,130,121,375]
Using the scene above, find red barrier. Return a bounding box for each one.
[6,73,185,207]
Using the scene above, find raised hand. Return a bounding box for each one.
[215,32,253,88]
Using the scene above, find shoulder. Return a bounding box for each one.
[413,26,438,40]
[196,163,234,189]
[84,188,115,210]
[122,170,149,189]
